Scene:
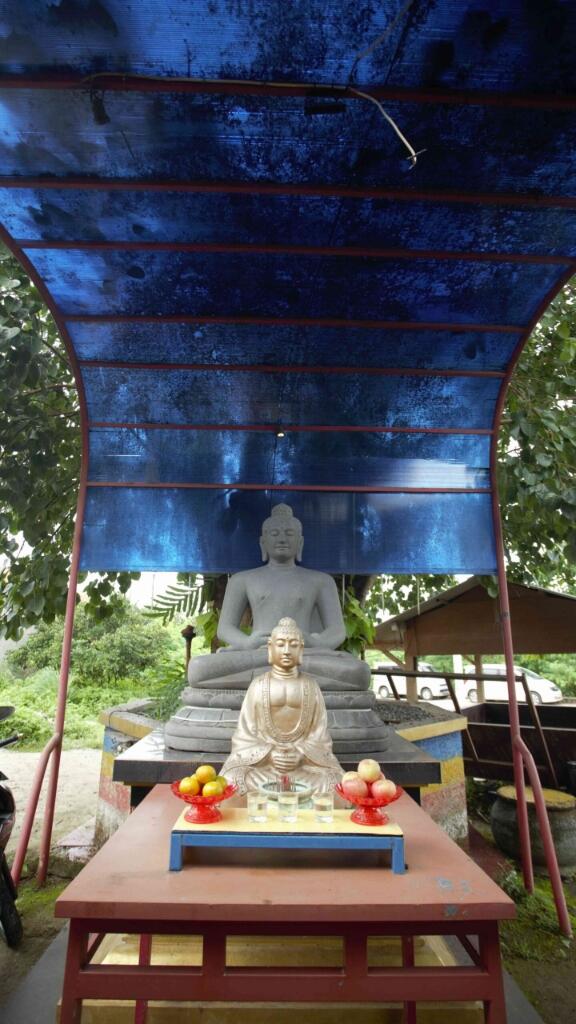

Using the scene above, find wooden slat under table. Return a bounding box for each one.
[56,785,514,1024]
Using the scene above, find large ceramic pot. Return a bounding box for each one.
[490,785,576,871]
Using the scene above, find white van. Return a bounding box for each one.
[373,663,449,701]
[463,664,562,704]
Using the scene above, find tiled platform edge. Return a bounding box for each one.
[398,718,468,841]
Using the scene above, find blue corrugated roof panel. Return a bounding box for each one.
[1,1,574,574]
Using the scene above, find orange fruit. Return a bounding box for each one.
[214,775,228,790]
[202,780,223,798]
[195,764,217,785]
[179,775,200,796]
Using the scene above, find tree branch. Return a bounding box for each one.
[21,383,74,397]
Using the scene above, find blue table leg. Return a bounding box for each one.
[391,837,406,875]
[169,834,183,871]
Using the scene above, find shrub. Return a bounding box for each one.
[1,600,187,747]
[8,599,179,685]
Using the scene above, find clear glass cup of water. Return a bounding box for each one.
[247,791,268,823]
[277,791,299,823]
[313,792,334,824]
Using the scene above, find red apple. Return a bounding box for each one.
[341,770,361,786]
[371,778,397,801]
[357,758,382,783]
[342,777,369,801]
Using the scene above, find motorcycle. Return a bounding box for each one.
[0,706,23,946]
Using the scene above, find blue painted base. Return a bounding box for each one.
[169,829,406,874]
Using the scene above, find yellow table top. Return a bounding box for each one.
[173,807,403,837]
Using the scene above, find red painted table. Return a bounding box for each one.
[56,785,514,1023]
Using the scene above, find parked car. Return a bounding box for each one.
[463,664,563,704]
[373,663,449,701]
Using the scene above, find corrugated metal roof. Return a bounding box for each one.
[1,1,574,573]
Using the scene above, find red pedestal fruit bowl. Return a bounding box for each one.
[335,782,403,826]
[171,781,237,824]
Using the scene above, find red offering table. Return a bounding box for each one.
[56,785,514,1023]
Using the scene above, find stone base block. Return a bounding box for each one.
[164,692,394,762]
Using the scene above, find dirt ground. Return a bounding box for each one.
[507,959,576,1024]
[3,747,101,862]
[0,748,101,1006]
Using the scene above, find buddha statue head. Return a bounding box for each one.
[260,504,304,564]
[267,617,305,673]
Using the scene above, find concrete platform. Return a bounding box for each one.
[113,727,442,788]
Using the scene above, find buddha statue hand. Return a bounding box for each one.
[244,631,271,650]
[271,747,302,772]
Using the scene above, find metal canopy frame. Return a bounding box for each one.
[1,2,574,935]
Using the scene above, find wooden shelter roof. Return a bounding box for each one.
[374,577,576,656]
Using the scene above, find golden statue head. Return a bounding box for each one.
[267,617,304,671]
[260,504,304,564]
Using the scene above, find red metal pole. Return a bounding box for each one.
[89,421,493,436]
[0,227,90,885]
[36,452,87,884]
[18,238,573,266]
[2,71,576,109]
[66,312,521,332]
[514,734,572,937]
[491,509,534,893]
[489,266,575,936]
[493,499,571,933]
[87,481,489,494]
[78,358,504,378]
[10,733,60,886]
[2,176,576,209]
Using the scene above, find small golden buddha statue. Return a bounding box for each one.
[220,617,343,795]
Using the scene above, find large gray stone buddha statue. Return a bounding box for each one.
[182,503,370,695]
[164,504,390,758]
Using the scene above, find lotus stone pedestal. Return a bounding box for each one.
[164,688,395,762]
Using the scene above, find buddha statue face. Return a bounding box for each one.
[260,504,304,564]
[267,617,304,673]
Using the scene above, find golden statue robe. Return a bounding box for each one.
[221,671,342,795]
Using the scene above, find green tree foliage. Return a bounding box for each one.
[8,599,177,685]
[0,245,138,638]
[0,600,184,747]
[499,282,576,589]
[146,572,224,650]
[341,587,375,656]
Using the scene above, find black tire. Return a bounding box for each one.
[467,688,478,703]
[530,691,542,705]
[420,686,433,701]
[377,684,392,699]
[0,865,22,947]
